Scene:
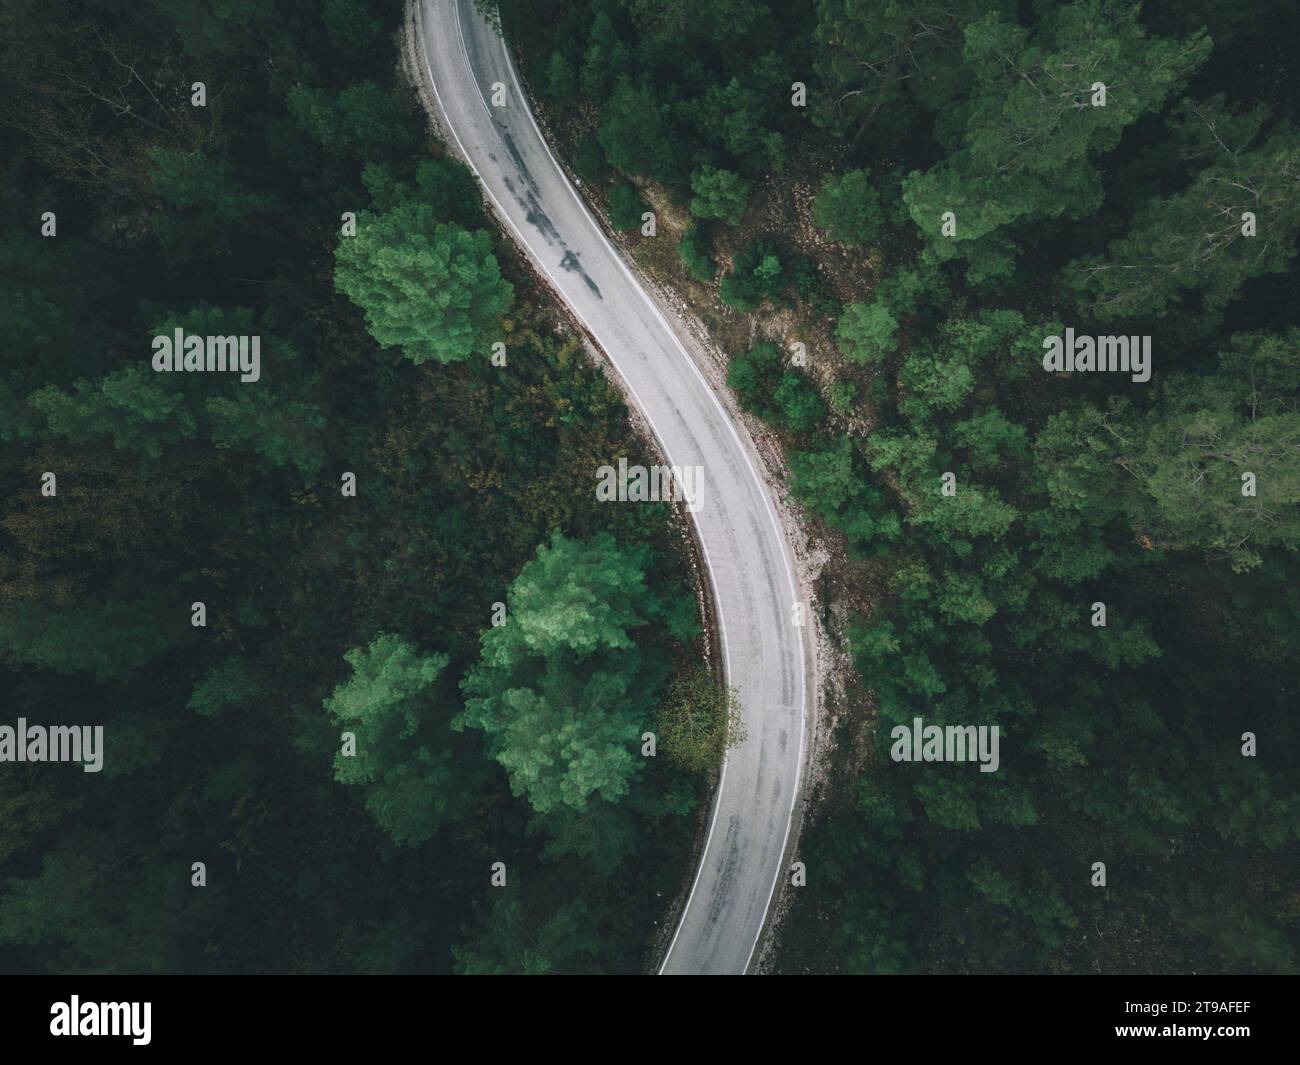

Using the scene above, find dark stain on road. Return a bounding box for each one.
[500,171,567,250]
[560,250,602,298]
[498,172,601,297]
[525,193,563,244]
[491,130,602,299]
[500,130,539,195]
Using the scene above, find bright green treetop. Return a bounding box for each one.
[458,531,687,815]
[334,202,513,365]
[324,634,465,846]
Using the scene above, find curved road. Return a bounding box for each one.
[413,0,811,975]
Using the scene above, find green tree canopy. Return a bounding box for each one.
[334,203,513,365]
[324,633,466,846]
[457,531,691,815]
[901,2,1210,280]
[813,168,884,244]
[837,301,898,364]
[1068,100,1300,318]
[287,80,419,161]
[689,165,750,224]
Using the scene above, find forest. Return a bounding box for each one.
[2,0,1297,976]
[0,0,720,973]
[500,0,1300,972]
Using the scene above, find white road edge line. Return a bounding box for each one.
[452,1,496,122]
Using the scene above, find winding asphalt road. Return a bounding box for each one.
[413,0,811,975]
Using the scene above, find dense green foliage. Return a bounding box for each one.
[676,226,717,282]
[813,168,882,245]
[334,203,514,365]
[689,166,749,225]
[509,0,1300,973]
[5,0,1297,978]
[720,239,784,310]
[458,531,694,815]
[0,0,709,974]
[506,0,813,194]
[606,182,647,231]
[323,634,463,847]
[727,342,826,432]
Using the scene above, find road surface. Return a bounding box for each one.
[412,0,811,975]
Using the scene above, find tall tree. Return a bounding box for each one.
[324,634,468,846]
[334,203,514,365]
[1068,100,1300,318]
[901,1,1210,281]
[458,531,691,815]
